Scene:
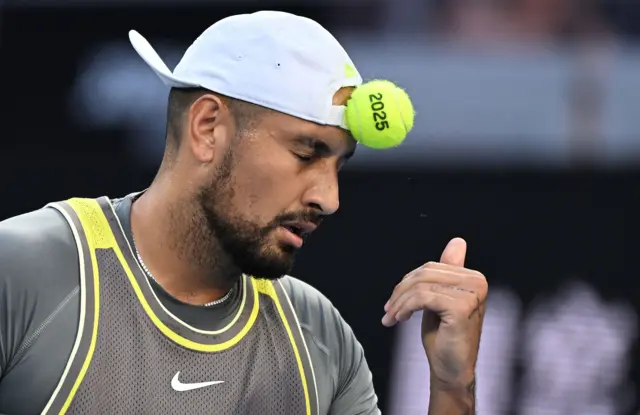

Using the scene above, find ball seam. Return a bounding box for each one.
[352,96,364,143]
[391,86,409,135]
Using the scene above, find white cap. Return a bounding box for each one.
[129,11,363,130]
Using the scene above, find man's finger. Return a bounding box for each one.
[382,289,455,327]
[386,280,479,320]
[421,262,482,276]
[385,281,452,317]
[385,268,477,312]
[440,237,467,267]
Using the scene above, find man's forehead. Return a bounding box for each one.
[306,125,357,159]
[253,86,356,154]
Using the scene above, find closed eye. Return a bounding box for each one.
[294,152,314,162]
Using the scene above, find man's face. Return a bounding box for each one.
[197,106,356,280]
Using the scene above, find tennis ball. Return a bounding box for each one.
[345,80,415,149]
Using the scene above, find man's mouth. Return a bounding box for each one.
[280,221,318,239]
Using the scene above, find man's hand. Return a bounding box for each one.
[382,238,488,414]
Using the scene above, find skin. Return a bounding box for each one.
[131,87,356,304]
[130,86,487,414]
[383,238,488,414]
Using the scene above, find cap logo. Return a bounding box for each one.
[344,63,358,78]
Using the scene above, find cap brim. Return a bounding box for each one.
[129,30,198,89]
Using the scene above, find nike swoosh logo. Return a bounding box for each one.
[171,371,225,392]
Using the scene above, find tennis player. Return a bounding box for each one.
[0,11,487,415]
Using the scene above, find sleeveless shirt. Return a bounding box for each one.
[41,197,319,415]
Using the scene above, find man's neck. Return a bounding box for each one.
[130,183,238,305]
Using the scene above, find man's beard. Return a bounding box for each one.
[194,149,321,281]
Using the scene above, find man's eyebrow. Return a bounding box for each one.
[294,134,356,160]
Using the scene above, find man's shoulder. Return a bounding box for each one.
[278,275,338,320]
[0,205,76,259]
[1,204,70,235]
[277,275,353,356]
[0,205,79,293]
[277,276,380,414]
[0,206,82,411]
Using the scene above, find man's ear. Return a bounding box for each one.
[186,94,233,163]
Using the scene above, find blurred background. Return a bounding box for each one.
[1,0,638,414]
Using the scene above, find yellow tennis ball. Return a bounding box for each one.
[345,80,415,149]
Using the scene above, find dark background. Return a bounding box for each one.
[1,2,638,414]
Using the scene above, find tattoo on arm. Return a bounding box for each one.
[466,377,476,395]
[429,377,477,415]
[466,378,476,415]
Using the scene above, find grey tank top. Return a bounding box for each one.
[40,197,319,415]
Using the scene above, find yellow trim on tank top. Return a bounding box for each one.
[59,198,106,414]
[253,280,312,415]
[103,199,249,336]
[67,198,260,352]
[62,198,310,415]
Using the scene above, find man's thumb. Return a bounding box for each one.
[440,237,467,267]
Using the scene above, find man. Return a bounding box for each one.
[0,11,487,415]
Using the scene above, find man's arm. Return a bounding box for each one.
[0,207,81,414]
[279,276,380,415]
[429,377,476,414]
[0,214,39,379]
[327,312,380,415]
[382,238,487,415]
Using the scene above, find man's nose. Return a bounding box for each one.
[302,177,340,215]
